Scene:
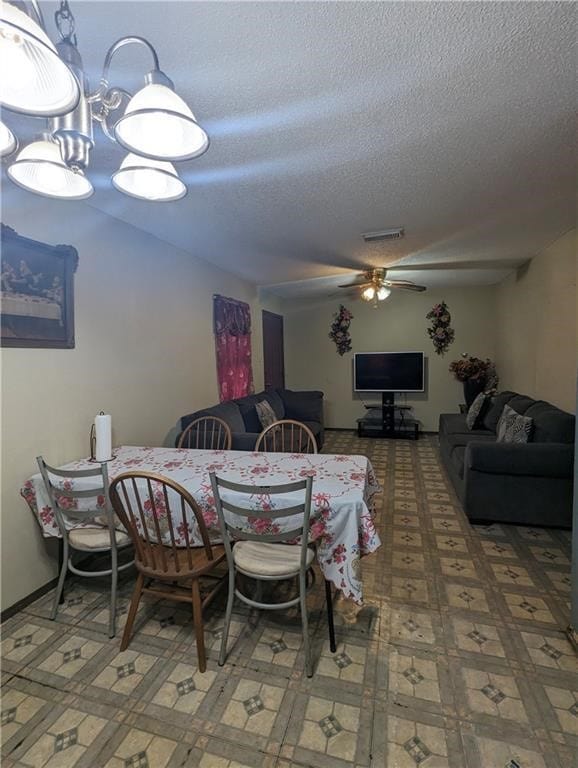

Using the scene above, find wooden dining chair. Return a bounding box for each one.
[210,472,336,677]
[255,419,318,454]
[177,416,232,450]
[36,457,134,638]
[108,471,226,672]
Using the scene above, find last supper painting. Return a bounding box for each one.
[1,225,78,348]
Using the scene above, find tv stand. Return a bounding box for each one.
[357,393,419,440]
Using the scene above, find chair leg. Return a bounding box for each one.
[109,545,118,639]
[219,568,236,667]
[57,538,66,605]
[299,570,313,678]
[120,572,144,651]
[191,579,206,673]
[51,536,69,620]
[324,579,337,653]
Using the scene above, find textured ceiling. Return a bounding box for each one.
[2,1,575,294]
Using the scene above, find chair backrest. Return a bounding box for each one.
[255,420,317,454]
[177,416,232,450]
[109,470,218,576]
[36,456,114,534]
[210,473,314,573]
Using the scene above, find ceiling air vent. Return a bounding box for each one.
[362,227,405,243]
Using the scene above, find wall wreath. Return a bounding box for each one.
[329,305,353,356]
[426,301,455,355]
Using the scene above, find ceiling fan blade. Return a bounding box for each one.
[338,280,372,288]
[386,280,427,292]
[386,258,529,272]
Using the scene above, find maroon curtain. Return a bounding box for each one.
[213,294,254,402]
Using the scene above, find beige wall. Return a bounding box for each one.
[284,287,497,431]
[1,193,274,610]
[495,229,576,413]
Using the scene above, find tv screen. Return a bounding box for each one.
[354,352,425,392]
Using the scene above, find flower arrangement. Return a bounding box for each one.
[449,353,498,389]
[426,301,455,355]
[329,305,353,356]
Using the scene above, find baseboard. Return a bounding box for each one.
[1,576,59,623]
[325,427,439,436]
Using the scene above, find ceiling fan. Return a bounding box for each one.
[339,267,426,306]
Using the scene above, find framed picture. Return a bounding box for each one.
[1,224,78,349]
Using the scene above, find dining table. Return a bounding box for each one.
[21,445,382,603]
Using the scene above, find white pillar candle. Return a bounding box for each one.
[95,413,112,462]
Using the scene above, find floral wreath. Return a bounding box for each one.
[329,305,353,356]
[426,301,455,355]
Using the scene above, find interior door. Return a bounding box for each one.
[262,310,285,390]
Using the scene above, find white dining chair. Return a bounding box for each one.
[37,457,133,637]
[210,472,336,677]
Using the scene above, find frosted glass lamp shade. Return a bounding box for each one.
[377,286,391,301]
[362,286,375,301]
[7,138,93,199]
[112,153,187,201]
[0,119,16,156]
[0,1,80,116]
[114,83,209,161]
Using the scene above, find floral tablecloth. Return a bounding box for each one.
[21,446,382,603]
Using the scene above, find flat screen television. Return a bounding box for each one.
[354,351,425,392]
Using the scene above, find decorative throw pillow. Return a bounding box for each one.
[466,393,487,430]
[255,400,278,429]
[496,404,533,443]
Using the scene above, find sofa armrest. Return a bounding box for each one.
[466,442,573,478]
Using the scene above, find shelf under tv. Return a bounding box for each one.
[356,393,420,440]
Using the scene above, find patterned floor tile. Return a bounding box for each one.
[2,430,572,768]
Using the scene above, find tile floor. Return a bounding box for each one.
[1,432,576,767]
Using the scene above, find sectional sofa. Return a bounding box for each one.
[172,389,324,451]
[439,391,575,527]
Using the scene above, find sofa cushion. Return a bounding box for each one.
[279,389,323,422]
[506,394,536,416]
[261,390,285,419]
[482,391,517,432]
[255,400,277,428]
[466,393,488,430]
[496,404,533,443]
[525,404,575,443]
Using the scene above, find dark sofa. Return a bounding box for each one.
[174,389,324,451]
[439,391,575,527]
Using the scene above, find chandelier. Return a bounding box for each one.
[0,0,209,201]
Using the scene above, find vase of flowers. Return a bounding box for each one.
[426,301,455,355]
[449,353,498,407]
[329,305,353,356]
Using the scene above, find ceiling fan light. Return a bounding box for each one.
[114,82,209,161]
[112,153,187,201]
[0,118,16,156]
[362,286,375,301]
[377,286,391,301]
[0,1,80,116]
[7,137,93,199]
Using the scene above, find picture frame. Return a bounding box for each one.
[1,224,78,349]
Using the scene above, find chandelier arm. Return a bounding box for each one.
[99,36,161,89]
